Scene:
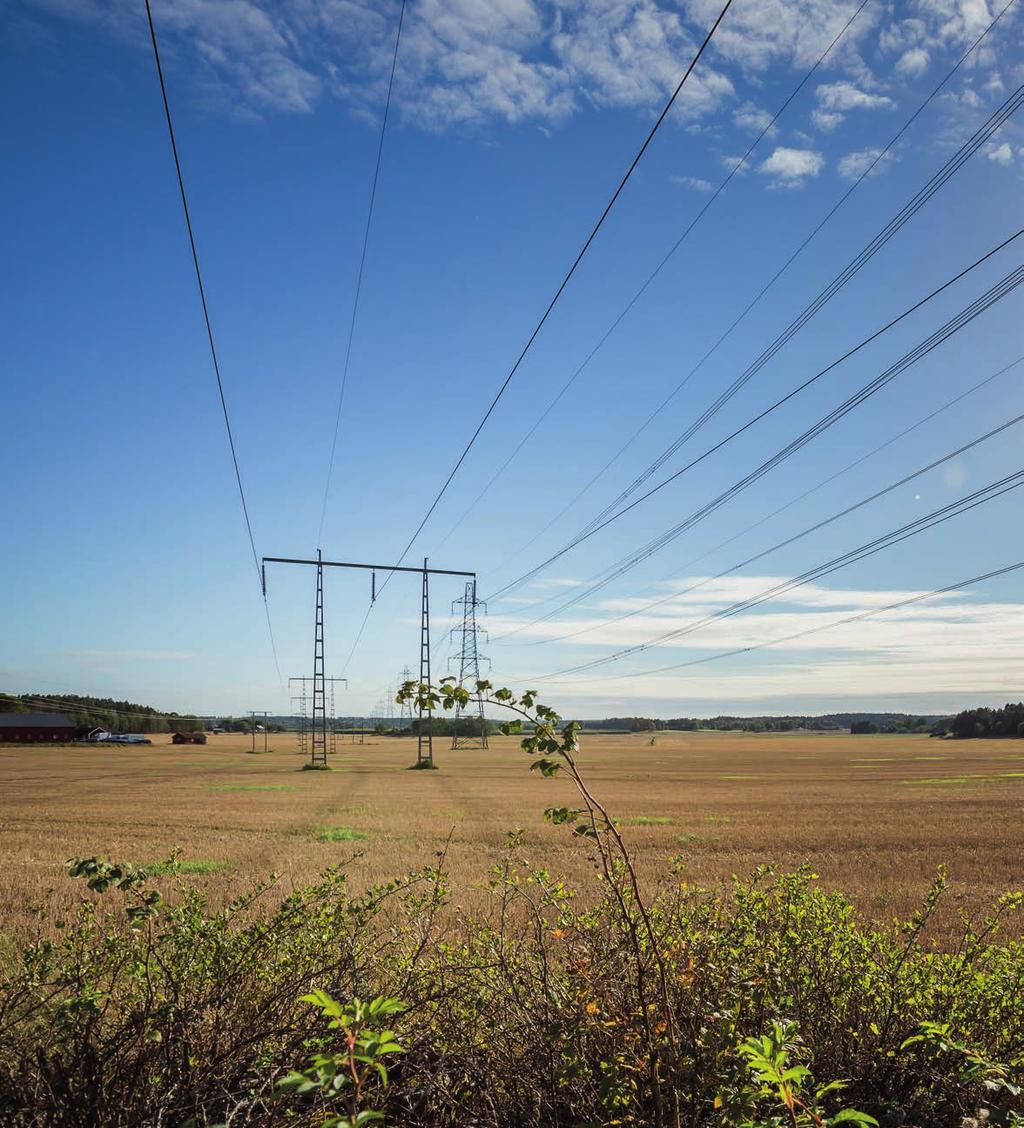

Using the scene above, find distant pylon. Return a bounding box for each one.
[398,666,414,731]
[450,579,489,749]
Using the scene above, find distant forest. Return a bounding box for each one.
[577,713,939,733]
[0,694,204,734]
[580,706,1024,737]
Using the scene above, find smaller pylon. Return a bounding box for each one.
[398,666,414,732]
[449,579,489,750]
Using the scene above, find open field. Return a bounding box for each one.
[2,729,1023,943]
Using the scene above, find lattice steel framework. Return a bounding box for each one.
[289,677,310,756]
[398,666,414,731]
[311,550,328,767]
[449,580,489,749]
[417,558,433,767]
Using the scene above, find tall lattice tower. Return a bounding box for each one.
[310,550,328,767]
[416,558,433,767]
[450,579,489,750]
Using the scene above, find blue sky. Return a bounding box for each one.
[2,0,1022,720]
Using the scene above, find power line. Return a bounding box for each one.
[579,80,1024,543]
[145,0,258,582]
[488,232,1024,610]
[536,559,1024,684]
[144,0,283,690]
[538,467,1024,679]
[382,0,735,582]
[486,0,1022,587]
[501,262,1024,633]
[429,0,870,554]
[317,0,407,546]
[521,408,1024,651]
[521,351,1023,654]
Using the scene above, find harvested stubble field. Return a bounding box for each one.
[2,729,1022,943]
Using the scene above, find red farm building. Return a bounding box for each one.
[0,713,76,743]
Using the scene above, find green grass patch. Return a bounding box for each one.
[141,859,225,877]
[619,815,673,826]
[901,775,988,786]
[720,774,759,780]
[675,833,696,846]
[316,826,369,843]
[851,758,894,763]
[301,763,332,772]
[406,761,438,771]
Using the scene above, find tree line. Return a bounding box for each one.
[0,694,204,734]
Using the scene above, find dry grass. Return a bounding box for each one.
[1,729,1022,943]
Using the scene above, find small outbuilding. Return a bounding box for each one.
[0,713,76,743]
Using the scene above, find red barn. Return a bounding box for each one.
[0,713,76,743]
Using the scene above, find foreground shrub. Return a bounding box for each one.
[0,855,1022,1126]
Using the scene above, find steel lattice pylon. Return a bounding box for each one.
[416,558,433,767]
[310,550,328,767]
[450,579,489,750]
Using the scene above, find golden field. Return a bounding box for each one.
[2,729,1023,942]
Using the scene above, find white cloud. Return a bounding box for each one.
[732,100,774,132]
[492,576,1024,712]
[985,140,1014,164]
[671,174,714,191]
[681,0,877,71]
[811,79,894,130]
[758,146,824,185]
[896,46,930,77]
[816,80,894,112]
[836,145,892,179]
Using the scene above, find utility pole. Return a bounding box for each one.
[449,579,490,749]
[249,710,269,754]
[262,553,475,769]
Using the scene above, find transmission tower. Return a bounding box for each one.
[398,666,414,732]
[249,710,269,754]
[289,676,310,756]
[327,676,347,756]
[310,550,327,767]
[417,558,433,767]
[449,580,490,749]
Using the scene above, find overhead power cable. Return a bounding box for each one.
[538,466,1024,679]
[524,396,1024,647]
[485,3,1022,587]
[429,0,870,553]
[318,0,407,546]
[499,261,1024,635]
[523,408,1023,654]
[380,0,735,586]
[536,559,1024,684]
[144,0,283,687]
[577,77,1024,542]
[488,232,1024,612]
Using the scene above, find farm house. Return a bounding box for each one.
[0,713,75,742]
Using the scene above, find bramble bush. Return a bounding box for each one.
[0,679,1021,1127]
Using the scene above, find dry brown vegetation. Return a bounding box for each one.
[1,728,1022,943]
